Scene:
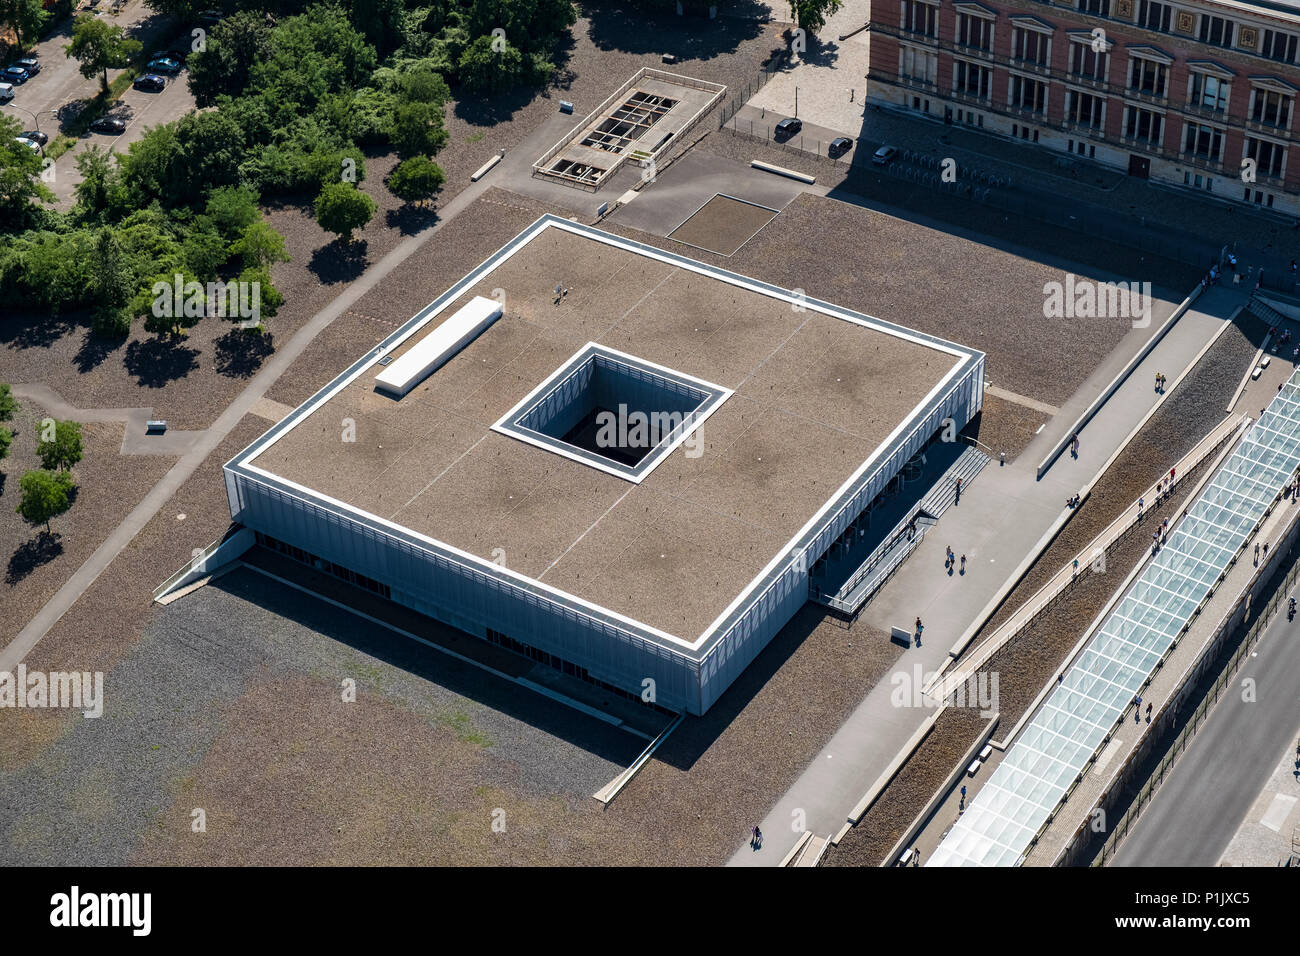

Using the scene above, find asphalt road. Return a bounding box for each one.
[1112,579,1300,866]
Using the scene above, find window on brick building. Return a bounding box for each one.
[1197,15,1235,49]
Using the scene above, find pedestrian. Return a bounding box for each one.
[955,477,962,504]
[1138,496,1144,515]
[1291,258,1297,273]
[1071,433,1080,457]
[1255,542,1261,563]
[1162,518,1168,534]
[946,545,953,567]
[1134,695,1142,722]
[1264,541,1270,557]
[751,825,759,846]
[1072,557,1079,577]
[1145,702,1153,723]
[915,616,923,635]
[755,826,763,848]
[960,785,967,805]
[960,554,967,573]
[1155,371,1160,391]
[1170,467,1175,483]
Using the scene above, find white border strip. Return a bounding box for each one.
[489,341,734,484]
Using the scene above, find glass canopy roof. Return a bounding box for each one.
[928,370,1300,866]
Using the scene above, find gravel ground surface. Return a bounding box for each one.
[965,394,1047,466]
[0,400,174,649]
[822,310,1263,866]
[0,567,642,867]
[700,128,1202,307]
[668,183,1190,408]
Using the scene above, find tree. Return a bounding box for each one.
[457,34,525,96]
[205,184,261,239]
[0,427,11,464]
[16,469,76,535]
[789,0,843,34]
[398,66,450,106]
[187,11,272,106]
[228,220,289,270]
[36,419,83,472]
[236,264,283,324]
[88,227,132,338]
[0,114,55,231]
[136,269,205,338]
[0,0,49,53]
[0,383,18,423]
[314,182,375,243]
[143,0,201,23]
[65,15,143,96]
[73,146,122,220]
[388,100,447,158]
[387,156,445,207]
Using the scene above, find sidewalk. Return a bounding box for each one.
[727,284,1251,866]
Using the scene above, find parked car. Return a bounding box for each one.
[15,57,40,76]
[20,130,48,147]
[1,65,30,84]
[133,73,166,92]
[774,116,802,141]
[15,136,40,152]
[0,82,13,104]
[89,116,127,134]
[828,137,853,159]
[146,56,183,75]
[872,144,898,166]
[161,48,190,64]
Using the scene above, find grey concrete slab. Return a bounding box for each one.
[609,149,809,239]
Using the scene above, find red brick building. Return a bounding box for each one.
[866,0,1300,214]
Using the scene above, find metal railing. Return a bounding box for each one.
[717,52,791,128]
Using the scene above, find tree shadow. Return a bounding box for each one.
[308,239,370,285]
[6,532,63,587]
[384,203,440,236]
[0,309,79,350]
[584,3,764,60]
[74,327,126,373]
[451,83,543,126]
[213,327,275,378]
[799,32,840,67]
[123,337,201,388]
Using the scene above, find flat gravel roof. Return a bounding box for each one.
[245,219,968,640]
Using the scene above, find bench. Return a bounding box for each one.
[145,420,167,434]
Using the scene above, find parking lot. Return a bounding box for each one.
[1,0,198,205]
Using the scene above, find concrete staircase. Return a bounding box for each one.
[813,444,991,617]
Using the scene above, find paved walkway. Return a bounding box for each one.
[728,284,1251,865]
[11,383,206,456]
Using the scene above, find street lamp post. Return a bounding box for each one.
[3,103,57,135]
